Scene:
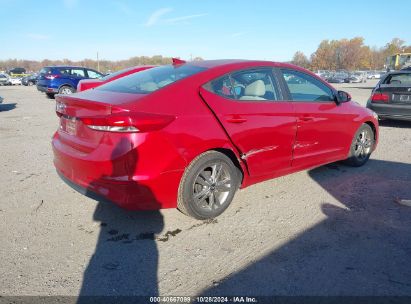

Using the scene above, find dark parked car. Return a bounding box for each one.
[36,66,104,98]
[21,74,38,86]
[326,73,346,83]
[367,71,411,121]
[8,67,26,75]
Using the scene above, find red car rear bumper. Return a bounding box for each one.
[52,132,185,210]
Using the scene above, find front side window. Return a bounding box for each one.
[281,69,334,102]
[87,69,102,79]
[97,65,207,94]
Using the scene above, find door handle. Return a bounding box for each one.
[225,115,247,123]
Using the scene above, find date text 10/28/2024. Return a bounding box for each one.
[150,296,258,303]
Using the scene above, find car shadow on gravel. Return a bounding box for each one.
[199,159,411,297]
[379,119,411,128]
[75,138,164,301]
[0,103,17,112]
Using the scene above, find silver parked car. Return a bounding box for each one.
[0,73,10,86]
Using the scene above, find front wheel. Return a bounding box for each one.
[345,124,374,167]
[177,151,240,219]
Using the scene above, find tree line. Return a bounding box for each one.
[292,38,411,71]
[0,55,204,74]
[1,38,409,73]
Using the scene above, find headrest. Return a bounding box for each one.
[244,80,265,96]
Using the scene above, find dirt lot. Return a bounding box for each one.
[1,81,411,297]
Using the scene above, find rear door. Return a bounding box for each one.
[199,67,296,178]
[70,68,87,87]
[279,68,354,169]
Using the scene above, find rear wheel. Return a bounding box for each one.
[59,86,75,95]
[345,124,374,167]
[177,151,240,219]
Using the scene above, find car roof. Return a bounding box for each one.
[43,66,91,69]
[386,71,411,75]
[187,59,296,69]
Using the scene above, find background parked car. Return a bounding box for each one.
[367,70,411,121]
[367,71,384,79]
[77,65,154,92]
[21,74,38,86]
[0,73,10,86]
[36,66,104,98]
[326,73,347,83]
[8,67,26,75]
[9,77,22,85]
[344,72,367,83]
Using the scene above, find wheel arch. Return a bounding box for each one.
[211,147,245,185]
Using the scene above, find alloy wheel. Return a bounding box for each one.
[192,162,232,211]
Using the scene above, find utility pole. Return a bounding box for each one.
[97,52,100,71]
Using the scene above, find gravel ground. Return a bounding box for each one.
[0,81,410,297]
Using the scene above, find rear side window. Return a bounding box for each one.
[231,69,279,101]
[281,69,334,102]
[97,65,207,94]
[384,73,411,85]
[210,76,236,99]
[71,69,85,77]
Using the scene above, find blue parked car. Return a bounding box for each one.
[36,66,104,98]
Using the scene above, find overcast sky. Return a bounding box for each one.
[0,0,410,62]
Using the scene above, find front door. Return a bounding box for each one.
[279,68,354,169]
[199,68,296,178]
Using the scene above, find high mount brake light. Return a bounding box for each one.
[172,58,186,65]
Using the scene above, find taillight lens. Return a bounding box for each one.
[371,93,389,103]
[45,74,60,80]
[80,113,174,133]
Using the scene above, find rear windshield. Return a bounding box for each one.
[384,73,411,85]
[97,65,207,94]
[39,68,52,75]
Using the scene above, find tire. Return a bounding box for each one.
[58,85,75,95]
[345,124,375,167]
[46,93,55,99]
[177,151,240,219]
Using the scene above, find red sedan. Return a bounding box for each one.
[53,59,378,219]
[76,65,154,92]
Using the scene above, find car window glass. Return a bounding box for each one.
[385,73,411,85]
[57,68,71,75]
[97,65,207,94]
[87,70,102,79]
[231,69,279,101]
[210,76,235,99]
[71,69,85,77]
[281,69,334,102]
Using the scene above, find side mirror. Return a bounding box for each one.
[337,90,351,103]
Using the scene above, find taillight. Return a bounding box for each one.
[371,93,389,103]
[45,74,60,80]
[80,113,175,133]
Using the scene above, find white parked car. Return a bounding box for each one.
[367,71,383,79]
[10,77,22,85]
